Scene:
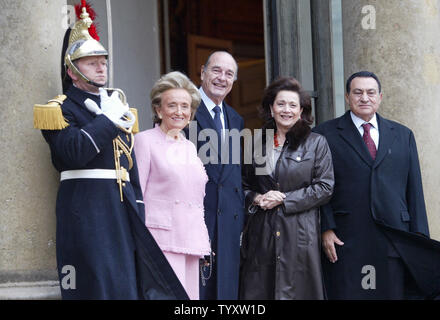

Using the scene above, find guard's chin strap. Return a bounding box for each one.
[86,79,105,88]
[73,65,105,88]
[66,55,106,88]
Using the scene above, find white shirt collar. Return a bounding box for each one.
[199,87,223,113]
[350,111,378,130]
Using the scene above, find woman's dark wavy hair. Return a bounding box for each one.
[260,77,313,130]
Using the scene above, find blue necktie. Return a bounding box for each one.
[213,106,223,138]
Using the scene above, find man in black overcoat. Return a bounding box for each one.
[313,71,440,299]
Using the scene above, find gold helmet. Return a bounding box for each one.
[64,3,108,87]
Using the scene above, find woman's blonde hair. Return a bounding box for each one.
[150,71,201,124]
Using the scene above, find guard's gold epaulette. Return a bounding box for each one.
[129,107,139,134]
[33,95,69,130]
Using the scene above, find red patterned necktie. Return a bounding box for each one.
[362,123,377,160]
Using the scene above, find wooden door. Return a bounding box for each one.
[187,34,233,86]
[230,59,265,130]
[187,34,265,130]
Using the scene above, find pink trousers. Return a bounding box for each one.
[163,251,201,300]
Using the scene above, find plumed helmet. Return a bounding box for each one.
[64,1,108,87]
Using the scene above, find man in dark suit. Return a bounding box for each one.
[314,71,440,299]
[191,51,245,300]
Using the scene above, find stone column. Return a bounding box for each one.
[0,0,67,298]
[342,0,440,239]
[264,0,301,82]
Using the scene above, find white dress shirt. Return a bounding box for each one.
[350,111,379,150]
[199,87,226,139]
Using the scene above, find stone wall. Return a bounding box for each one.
[0,0,67,298]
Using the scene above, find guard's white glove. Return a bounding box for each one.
[120,109,136,129]
[84,88,135,129]
[84,97,102,115]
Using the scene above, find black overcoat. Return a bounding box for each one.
[42,85,187,299]
[314,111,440,299]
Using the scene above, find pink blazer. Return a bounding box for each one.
[134,125,211,256]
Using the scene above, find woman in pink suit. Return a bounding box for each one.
[134,72,211,300]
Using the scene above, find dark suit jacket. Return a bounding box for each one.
[314,111,440,299]
[186,100,245,299]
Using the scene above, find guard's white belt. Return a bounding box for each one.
[60,169,130,182]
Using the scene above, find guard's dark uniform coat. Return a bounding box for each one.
[314,111,440,299]
[186,101,245,300]
[42,85,187,299]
